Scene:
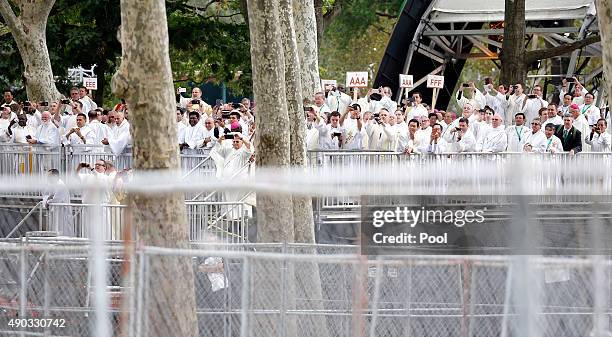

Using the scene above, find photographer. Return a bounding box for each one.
[340,104,366,150]
[326,84,352,115]
[24,101,42,128]
[8,114,35,144]
[63,113,95,151]
[313,110,345,150]
[418,123,447,154]
[560,77,588,106]
[521,85,547,124]
[584,118,610,152]
[397,118,422,154]
[449,117,476,153]
[455,81,486,111]
[177,87,212,117]
[483,80,508,122]
[506,83,527,124]
[367,108,396,151]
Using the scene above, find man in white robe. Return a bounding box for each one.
[202,117,218,150]
[178,87,213,117]
[76,160,114,239]
[476,114,507,152]
[506,113,531,152]
[87,110,108,152]
[0,106,15,143]
[340,105,366,150]
[544,104,563,126]
[506,84,527,126]
[448,117,476,153]
[397,118,422,154]
[326,85,352,115]
[537,124,563,153]
[315,111,345,150]
[418,123,447,154]
[521,85,548,124]
[523,118,546,152]
[368,109,397,151]
[580,93,600,126]
[404,92,429,120]
[455,82,486,111]
[179,111,206,154]
[103,111,131,154]
[570,104,590,151]
[43,169,74,236]
[29,111,59,146]
[211,133,254,219]
[9,114,35,144]
[63,113,96,152]
[585,118,611,152]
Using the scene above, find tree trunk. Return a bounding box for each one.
[313,0,325,47]
[293,0,322,100]
[500,0,526,85]
[248,0,294,244]
[0,0,62,102]
[598,0,612,108]
[111,0,197,336]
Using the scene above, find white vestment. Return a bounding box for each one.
[44,180,74,236]
[477,127,507,152]
[108,120,132,154]
[506,125,531,152]
[211,141,254,219]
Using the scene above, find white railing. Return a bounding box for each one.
[46,200,252,243]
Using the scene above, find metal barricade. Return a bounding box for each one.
[46,201,252,243]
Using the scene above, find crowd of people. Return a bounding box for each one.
[306,77,611,154]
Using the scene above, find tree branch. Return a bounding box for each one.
[375,10,395,19]
[0,0,24,40]
[201,11,242,21]
[321,0,342,30]
[525,34,601,64]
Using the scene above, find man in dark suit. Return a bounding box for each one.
[554,113,582,154]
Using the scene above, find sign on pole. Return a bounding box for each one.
[321,79,337,90]
[346,72,368,100]
[83,77,98,90]
[426,75,444,89]
[426,75,444,109]
[399,74,414,88]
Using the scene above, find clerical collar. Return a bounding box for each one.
[564,127,571,132]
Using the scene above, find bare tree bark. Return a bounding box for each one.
[597,0,612,107]
[0,0,62,102]
[294,0,322,100]
[111,0,197,336]
[500,0,526,85]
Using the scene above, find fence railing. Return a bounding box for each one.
[0,243,610,337]
[46,200,252,243]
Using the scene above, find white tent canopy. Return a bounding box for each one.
[429,0,595,23]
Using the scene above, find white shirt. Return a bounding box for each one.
[543,116,563,127]
[507,94,526,125]
[0,118,12,142]
[579,103,600,126]
[537,135,563,153]
[524,130,546,152]
[477,126,507,152]
[506,125,531,152]
[34,121,60,146]
[108,120,131,154]
[211,140,253,180]
[87,120,109,151]
[179,123,206,152]
[326,91,352,115]
[585,131,611,152]
[521,97,548,125]
[342,117,367,150]
[397,132,422,153]
[406,104,428,121]
[368,122,397,151]
[315,120,344,150]
[64,125,96,151]
[418,138,448,154]
[10,124,35,144]
[449,129,476,153]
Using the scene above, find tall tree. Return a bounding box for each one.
[294,0,321,100]
[499,0,526,85]
[0,0,62,101]
[111,0,197,336]
[597,0,612,104]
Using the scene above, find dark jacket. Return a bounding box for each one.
[554,125,582,152]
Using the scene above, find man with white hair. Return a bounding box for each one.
[28,111,59,146]
[368,109,397,151]
[521,84,548,124]
[313,92,331,116]
[476,114,507,152]
[102,110,131,154]
[201,117,218,149]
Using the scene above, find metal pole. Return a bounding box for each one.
[368,257,383,337]
[279,242,287,337]
[500,263,513,337]
[43,252,50,337]
[135,250,145,337]
[240,256,251,337]
[19,239,27,337]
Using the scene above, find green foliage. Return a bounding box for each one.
[319,0,402,83]
[0,0,251,106]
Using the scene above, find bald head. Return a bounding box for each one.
[41,111,51,123]
[204,117,214,130]
[116,111,125,125]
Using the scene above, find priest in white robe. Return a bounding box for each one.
[476,114,507,152]
[506,113,531,152]
[211,133,254,219]
[179,111,206,154]
[63,113,96,152]
[537,124,564,153]
[9,114,36,144]
[29,111,59,146]
[43,169,74,236]
[523,118,546,152]
[103,111,131,154]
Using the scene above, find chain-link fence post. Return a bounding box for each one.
[240,256,251,337]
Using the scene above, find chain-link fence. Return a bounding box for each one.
[1,242,610,337]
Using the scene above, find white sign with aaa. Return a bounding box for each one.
[83,77,98,90]
[426,75,444,89]
[399,74,414,88]
[346,72,368,88]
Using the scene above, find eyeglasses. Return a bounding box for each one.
[531,123,540,125]
[95,163,105,167]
